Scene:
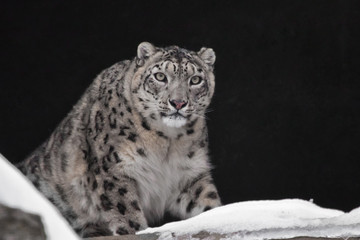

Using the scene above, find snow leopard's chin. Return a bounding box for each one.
[162,114,187,128]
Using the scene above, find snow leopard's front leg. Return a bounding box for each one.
[169,172,221,220]
[78,175,148,237]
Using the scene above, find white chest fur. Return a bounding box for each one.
[126,136,209,225]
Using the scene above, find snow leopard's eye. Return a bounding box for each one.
[190,76,202,85]
[154,72,167,82]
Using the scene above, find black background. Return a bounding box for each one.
[1,1,359,212]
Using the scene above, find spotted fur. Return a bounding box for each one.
[17,42,221,237]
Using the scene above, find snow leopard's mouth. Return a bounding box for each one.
[168,112,186,119]
[160,111,186,119]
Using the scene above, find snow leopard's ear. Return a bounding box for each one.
[137,42,156,66]
[198,47,216,67]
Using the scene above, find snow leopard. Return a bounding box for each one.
[17,42,221,237]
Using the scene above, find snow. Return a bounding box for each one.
[0,154,79,240]
[139,199,360,239]
[1,152,360,240]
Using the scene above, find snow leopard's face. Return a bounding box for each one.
[131,42,216,128]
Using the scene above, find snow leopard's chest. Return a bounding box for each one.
[125,137,203,224]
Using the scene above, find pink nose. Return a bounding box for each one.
[169,99,188,110]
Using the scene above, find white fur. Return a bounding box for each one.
[123,139,210,225]
[162,115,187,128]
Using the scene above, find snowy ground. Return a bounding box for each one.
[0,154,79,240]
[139,199,360,239]
[1,153,359,240]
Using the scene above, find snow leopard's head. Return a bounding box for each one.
[131,42,215,129]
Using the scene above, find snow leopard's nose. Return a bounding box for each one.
[169,99,188,110]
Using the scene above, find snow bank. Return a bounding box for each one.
[139,199,360,239]
[0,154,79,240]
[1,152,359,240]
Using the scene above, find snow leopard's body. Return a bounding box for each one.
[17,42,221,237]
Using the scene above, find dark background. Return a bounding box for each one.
[1,1,359,212]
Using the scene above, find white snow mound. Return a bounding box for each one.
[1,153,359,240]
[139,199,360,239]
[0,154,79,240]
